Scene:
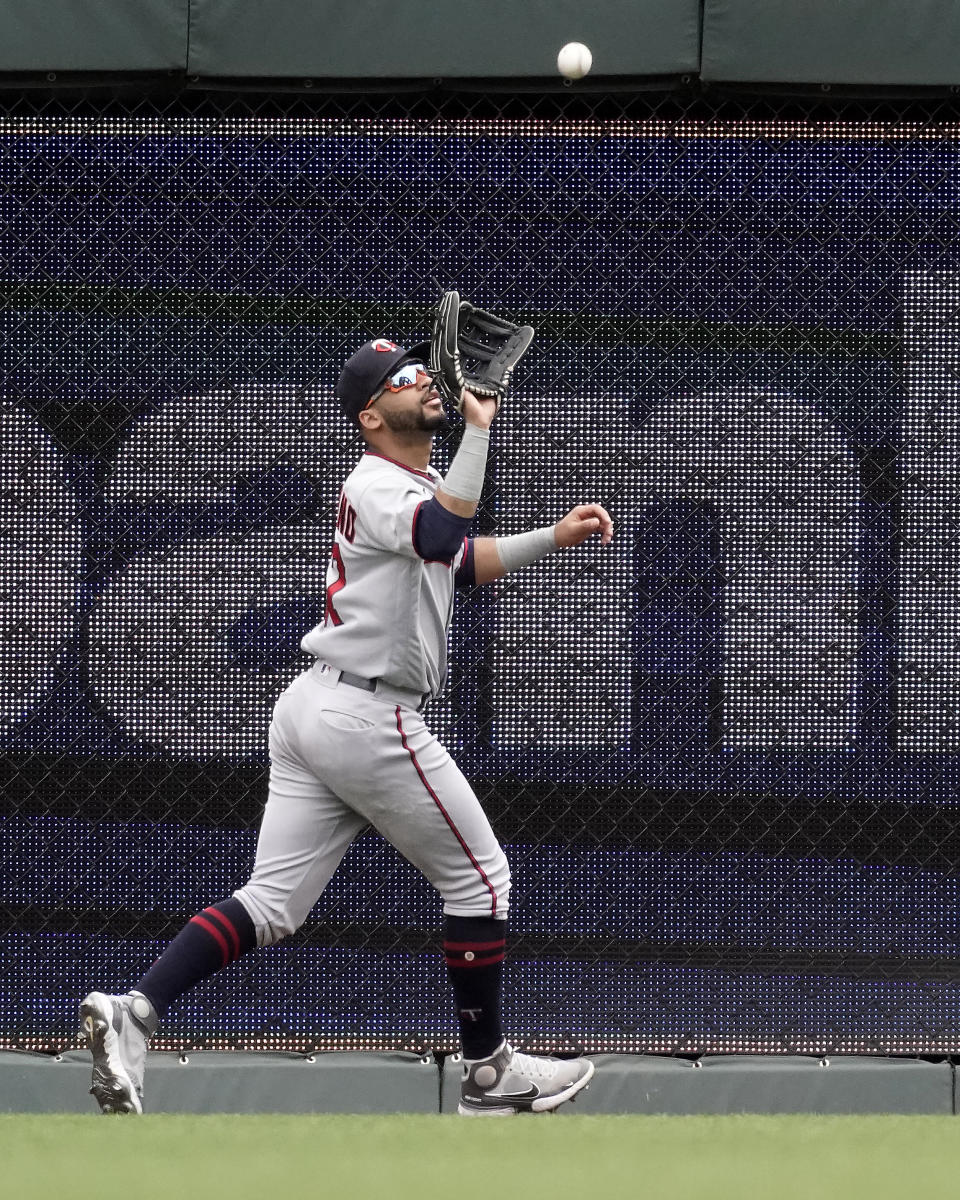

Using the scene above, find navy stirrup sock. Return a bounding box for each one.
[443,915,506,1060]
[135,897,257,1018]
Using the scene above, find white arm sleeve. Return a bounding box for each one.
[495,525,557,573]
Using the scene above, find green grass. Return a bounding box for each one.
[5,1113,958,1200]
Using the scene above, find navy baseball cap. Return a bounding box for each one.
[336,338,431,423]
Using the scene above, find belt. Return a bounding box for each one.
[311,660,429,711]
[339,669,377,693]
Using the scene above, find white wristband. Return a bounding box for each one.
[441,424,490,502]
[495,525,557,573]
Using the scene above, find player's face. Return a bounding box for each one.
[372,364,449,434]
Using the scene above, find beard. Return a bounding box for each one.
[381,403,450,435]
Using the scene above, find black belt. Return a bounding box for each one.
[313,660,430,711]
[339,669,377,693]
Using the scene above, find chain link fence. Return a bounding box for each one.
[2,85,960,1056]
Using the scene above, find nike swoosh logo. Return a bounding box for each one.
[496,1085,540,1100]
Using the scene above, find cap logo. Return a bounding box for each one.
[372,339,400,352]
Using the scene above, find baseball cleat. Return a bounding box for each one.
[458,1040,594,1116]
[79,990,156,1115]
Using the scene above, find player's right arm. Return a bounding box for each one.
[434,388,497,519]
[413,388,496,562]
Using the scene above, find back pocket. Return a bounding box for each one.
[319,708,375,733]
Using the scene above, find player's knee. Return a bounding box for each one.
[231,885,300,947]
[256,916,297,947]
[443,852,511,918]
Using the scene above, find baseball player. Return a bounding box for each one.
[80,335,613,1116]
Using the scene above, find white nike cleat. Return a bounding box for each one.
[458,1040,594,1116]
[79,990,157,1115]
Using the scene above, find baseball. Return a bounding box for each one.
[557,42,592,80]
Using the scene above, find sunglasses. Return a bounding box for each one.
[380,362,432,393]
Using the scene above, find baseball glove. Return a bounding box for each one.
[429,289,535,412]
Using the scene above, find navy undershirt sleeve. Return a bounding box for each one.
[454,538,476,588]
[412,496,472,563]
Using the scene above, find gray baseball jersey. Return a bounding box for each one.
[234,446,511,936]
[301,450,466,698]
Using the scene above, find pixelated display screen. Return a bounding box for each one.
[4,103,960,1054]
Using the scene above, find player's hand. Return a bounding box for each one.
[458,388,499,430]
[554,504,614,547]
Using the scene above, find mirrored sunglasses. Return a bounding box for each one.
[382,362,431,392]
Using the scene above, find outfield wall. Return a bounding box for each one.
[2,0,960,90]
[1,1052,955,1115]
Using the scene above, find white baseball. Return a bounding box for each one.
[557,42,592,80]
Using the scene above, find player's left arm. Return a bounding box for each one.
[471,503,614,585]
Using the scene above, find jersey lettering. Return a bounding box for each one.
[336,492,357,543]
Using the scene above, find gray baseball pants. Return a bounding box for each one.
[233,665,511,945]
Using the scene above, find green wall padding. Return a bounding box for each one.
[186,0,700,79]
[702,0,960,86]
[0,0,187,72]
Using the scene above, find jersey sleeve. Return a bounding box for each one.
[350,472,431,558]
[412,498,473,563]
